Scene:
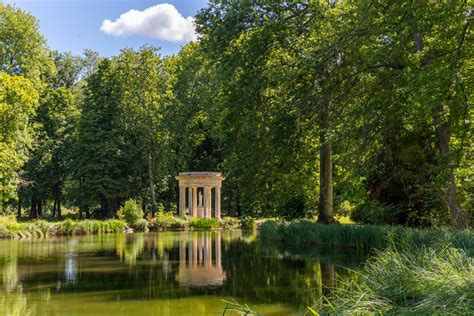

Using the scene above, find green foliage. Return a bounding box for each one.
[0,3,54,84]
[132,218,149,232]
[222,298,258,315]
[0,73,39,202]
[188,218,219,229]
[222,216,240,229]
[1,1,472,228]
[152,211,185,229]
[239,216,256,230]
[351,202,400,226]
[0,217,124,238]
[259,220,473,253]
[117,199,144,225]
[313,246,473,315]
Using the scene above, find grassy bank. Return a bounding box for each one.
[311,245,473,315]
[259,220,473,253]
[0,213,252,239]
[0,217,125,239]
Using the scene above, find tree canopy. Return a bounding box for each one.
[0,1,472,228]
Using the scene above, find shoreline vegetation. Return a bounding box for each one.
[259,220,473,253]
[311,245,473,315]
[258,220,473,315]
[0,214,254,239]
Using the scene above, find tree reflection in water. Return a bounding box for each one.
[0,231,364,314]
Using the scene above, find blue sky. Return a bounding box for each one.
[5,0,208,57]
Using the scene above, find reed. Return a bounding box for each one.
[311,245,473,315]
[259,220,473,253]
[0,217,125,238]
[188,218,219,229]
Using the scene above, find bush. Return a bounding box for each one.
[277,194,307,220]
[222,216,240,229]
[240,216,256,230]
[312,246,474,315]
[351,201,400,225]
[117,199,144,225]
[132,218,149,232]
[153,212,185,229]
[189,218,219,229]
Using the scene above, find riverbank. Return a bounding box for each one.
[0,214,253,239]
[259,220,473,253]
[0,217,125,238]
[258,220,473,315]
[311,244,473,315]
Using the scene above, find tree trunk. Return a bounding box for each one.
[56,195,62,220]
[17,193,21,219]
[318,106,334,224]
[413,27,468,229]
[30,195,37,219]
[52,198,57,218]
[37,199,43,217]
[433,108,469,228]
[148,153,157,216]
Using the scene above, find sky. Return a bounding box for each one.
[4,0,208,57]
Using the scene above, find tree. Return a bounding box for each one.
[73,59,129,217]
[0,3,54,86]
[113,46,173,215]
[0,73,39,203]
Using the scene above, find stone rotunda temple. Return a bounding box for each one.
[175,172,225,219]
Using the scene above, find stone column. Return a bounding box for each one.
[206,186,212,218]
[192,187,197,218]
[187,187,193,216]
[179,186,185,218]
[203,187,209,218]
[215,186,221,219]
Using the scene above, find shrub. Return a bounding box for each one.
[222,216,240,229]
[153,212,185,229]
[351,201,399,225]
[132,218,149,232]
[240,216,256,230]
[277,194,307,220]
[117,199,144,225]
[189,218,219,229]
[312,245,474,315]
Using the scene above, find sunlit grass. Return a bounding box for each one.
[259,220,473,252]
[311,245,473,315]
[0,217,125,238]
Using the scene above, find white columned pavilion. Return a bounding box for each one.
[176,172,225,219]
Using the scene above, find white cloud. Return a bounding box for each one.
[100,3,197,43]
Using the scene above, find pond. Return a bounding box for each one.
[0,231,367,315]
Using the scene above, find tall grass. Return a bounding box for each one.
[311,245,474,314]
[259,220,474,253]
[188,218,219,229]
[0,217,125,239]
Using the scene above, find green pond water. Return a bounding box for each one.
[0,231,367,315]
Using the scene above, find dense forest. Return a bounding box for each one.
[0,1,472,228]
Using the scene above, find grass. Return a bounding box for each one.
[311,244,474,315]
[0,217,125,239]
[259,219,474,253]
[188,217,220,229]
[151,211,186,230]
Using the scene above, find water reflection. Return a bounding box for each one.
[177,231,225,286]
[0,231,365,315]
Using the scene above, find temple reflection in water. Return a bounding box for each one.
[177,231,226,286]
